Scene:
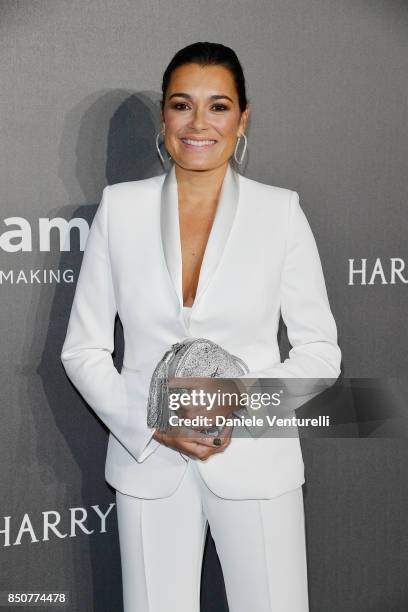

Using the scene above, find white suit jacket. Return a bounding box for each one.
[60,162,341,500]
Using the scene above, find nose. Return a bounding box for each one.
[188,106,208,131]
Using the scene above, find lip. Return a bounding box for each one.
[179,136,218,151]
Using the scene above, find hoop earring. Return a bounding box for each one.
[234,133,247,165]
[155,128,172,165]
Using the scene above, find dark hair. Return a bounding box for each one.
[161,42,248,113]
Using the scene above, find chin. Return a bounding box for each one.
[176,154,226,171]
[175,158,216,172]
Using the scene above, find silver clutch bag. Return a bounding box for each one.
[146,338,249,432]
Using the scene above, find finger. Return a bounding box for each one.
[196,436,232,459]
[172,432,223,447]
[161,426,232,458]
[171,427,232,447]
[168,438,213,459]
[180,441,230,461]
[169,430,230,453]
[190,431,232,449]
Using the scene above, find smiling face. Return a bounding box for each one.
[161,63,250,172]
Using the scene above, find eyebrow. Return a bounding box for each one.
[168,92,234,103]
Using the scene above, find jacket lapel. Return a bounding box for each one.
[160,162,240,314]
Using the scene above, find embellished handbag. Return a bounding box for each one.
[146,338,249,432]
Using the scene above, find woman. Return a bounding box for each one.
[61,42,341,611]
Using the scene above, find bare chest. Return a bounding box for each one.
[178,203,217,307]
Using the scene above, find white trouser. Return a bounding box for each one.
[115,459,309,612]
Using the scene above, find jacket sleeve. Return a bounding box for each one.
[236,191,341,412]
[60,186,160,463]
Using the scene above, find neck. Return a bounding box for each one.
[174,161,229,207]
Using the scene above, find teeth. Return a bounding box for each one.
[182,139,216,146]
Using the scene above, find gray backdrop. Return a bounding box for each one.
[1,1,407,610]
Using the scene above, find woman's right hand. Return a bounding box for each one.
[153,425,232,461]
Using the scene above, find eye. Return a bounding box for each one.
[171,102,191,110]
[211,104,228,111]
